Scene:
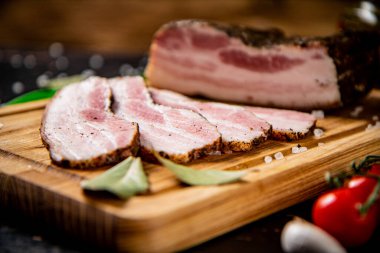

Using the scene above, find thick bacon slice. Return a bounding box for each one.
[145,20,376,110]
[149,88,271,152]
[40,77,139,168]
[110,76,221,163]
[244,107,316,141]
[150,88,315,142]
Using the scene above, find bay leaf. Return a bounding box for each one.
[81,157,149,199]
[153,152,248,185]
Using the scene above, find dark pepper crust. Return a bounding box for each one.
[55,142,139,169]
[323,31,379,107]
[161,19,285,48]
[140,125,271,163]
[139,135,222,164]
[270,124,316,142]
[290,32,379,108]
[222,125,272,152]
[161,20,380,109]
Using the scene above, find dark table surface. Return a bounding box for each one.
[0,47,379,253]
[1,198,379,253]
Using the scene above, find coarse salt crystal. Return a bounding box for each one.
[372,115,379,121]
[311,110,325,119]
[350,112,359,117]
[291,146,300,154]
[313,128,324,138]
[274,152,284,160]
[264,156,273,164]
[355,105,363,111]
[366,121,380,131]
[366,124,373,131]
[318,142,325,147]
[299,146,308,152]
[350,106,363,117]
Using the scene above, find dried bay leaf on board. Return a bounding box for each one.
[81,157,149,199]
[154,152,248,186]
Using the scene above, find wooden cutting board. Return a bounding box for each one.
[1,90,379,253]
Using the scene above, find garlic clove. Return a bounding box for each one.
[281,217,346,253]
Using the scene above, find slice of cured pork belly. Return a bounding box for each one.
[40,77,139,168]
[150,88,316,142]
[110,76,221,163]
[145,20,377,110]
[149,88,271,152]
[244,107,316,141]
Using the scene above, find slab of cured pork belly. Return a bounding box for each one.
[150,88,316,142]
[40,77,139,168]
[145,20,377,110]
[110,76,222,163]
[149,87,271,152]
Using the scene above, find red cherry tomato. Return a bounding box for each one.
[347,176,378,202]
[347,163,380,214]
[369,163,380,175]
[312,188,378,247]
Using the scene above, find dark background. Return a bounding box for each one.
[0,0,359,104]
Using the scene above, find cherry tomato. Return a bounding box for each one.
[347,163,380,215]
[369,163,380,175]
[312,188,378,247]
[347,176,377,202]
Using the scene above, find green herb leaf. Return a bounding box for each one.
[5,88,58,105]
[81,157,149,199]
[5,75,85,106]
[153,152,248,185]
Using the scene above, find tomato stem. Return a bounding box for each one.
[352,155,380,173]
[325,171,348,188]
[359,178,380,215]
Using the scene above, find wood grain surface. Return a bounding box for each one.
[0,90,379,252]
